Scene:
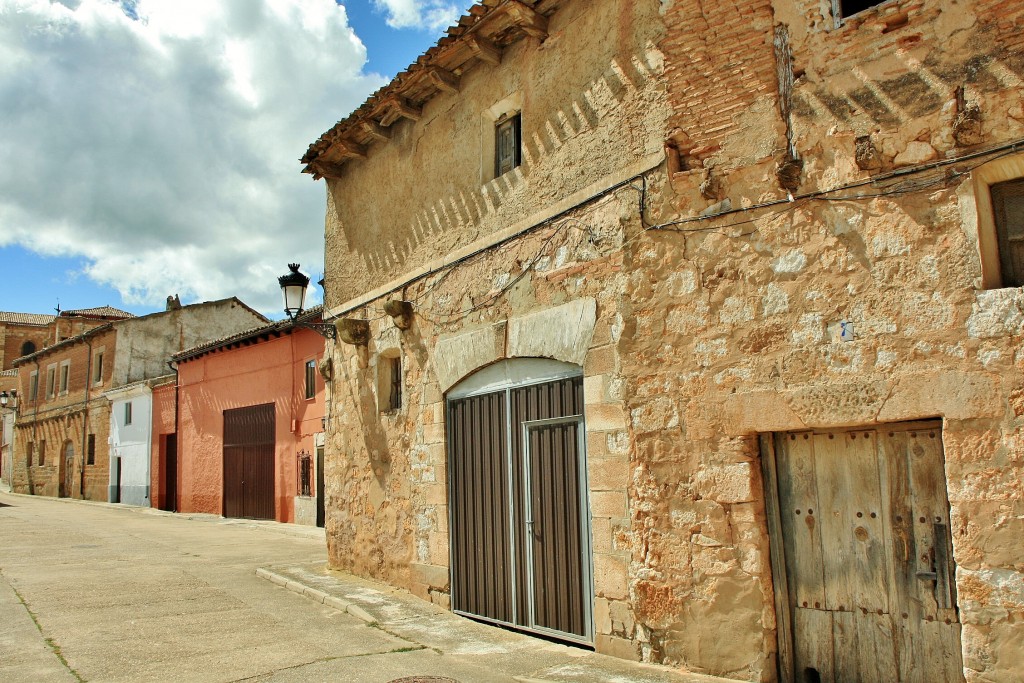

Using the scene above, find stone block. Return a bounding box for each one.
[594,553,629,600]
[411,562,450,591]
[584,373,609,404]
[584,345,616,376]
[590,490,627,518]
[694,463,754,504]
[585,403,628,431]
[594,597,612,634]
[507,297,597,365]
[422,483,447,505]
[434,325,503,393]
[595,634,640,661]
[588,457,630,491]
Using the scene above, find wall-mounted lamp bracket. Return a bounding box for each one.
[383,300,414,330]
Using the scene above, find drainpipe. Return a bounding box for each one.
[80,337,93,499]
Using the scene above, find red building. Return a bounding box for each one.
[169,311,326,524]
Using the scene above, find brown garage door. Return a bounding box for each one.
[448,373,592,644]
[223,403,276,520]
[762,421,964,683]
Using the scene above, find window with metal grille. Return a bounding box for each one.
[992,178,1024,288]
[297,450,312,497]
[87,434,95,466]
[495,113,522,178]
[305,359,316,400]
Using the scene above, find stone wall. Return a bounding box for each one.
[316,0,1024,681]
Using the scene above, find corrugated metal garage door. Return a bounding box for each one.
[448,373,592,644]
[223,403,275,520]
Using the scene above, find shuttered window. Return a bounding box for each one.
[495,114,521,178]
[992,178,1024,288]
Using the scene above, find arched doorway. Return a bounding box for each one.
[61,441,74,498]
[20,340,36,357]
[446,358,593,644]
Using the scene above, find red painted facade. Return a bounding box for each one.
[172,324,325,523]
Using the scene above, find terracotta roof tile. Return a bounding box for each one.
[0,312,56,325]
[61,306,134,319]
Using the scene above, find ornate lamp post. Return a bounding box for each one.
[277,264,336,339]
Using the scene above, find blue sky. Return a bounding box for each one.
[0,0,467,318]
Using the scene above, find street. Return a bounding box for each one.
[0,492,727,683]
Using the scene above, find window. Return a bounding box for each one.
[20,341,36,356]
[991,178,1024,288]
[87,434,95,466]
[46,366,56,398]
[834,0,887,20]
[305,359,317,400]
[124,401,133,425]
[495,113,522,178]
[388,356,402,411]
[93,351,104,384]
[38,439,45,466]
[26,441,33,467]
[59,360,70,395]
[29,371,38,401]
[298,451,312,497]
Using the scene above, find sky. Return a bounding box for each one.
[0,0,468,318]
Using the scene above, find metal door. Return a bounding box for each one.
[315,446,325,528]
[523,416,590,639]
[163,433,177,512]
[448,373,592,644]
[223,404,275,520]
[764,422,964,683]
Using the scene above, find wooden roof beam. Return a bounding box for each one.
[466,35,501,66]
[426,67,460,94]
[503,1,548,40]
[376,96,423,127]
[334,139,368,159]
[361,121,391,142]
[310,160,347,180]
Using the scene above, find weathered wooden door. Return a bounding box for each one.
[223,404,276,520]
[162,433,178,512]
[62,442,74,498]
[763,422,964,683]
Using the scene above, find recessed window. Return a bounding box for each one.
[835,0,887,19]
[991,178,1024,288]
[305,359,317,400]
[93,351,104,384]
[26,441,34,467]
[29,371,39,401]
[495,113,522,178]
[124,401,133,426]
[46,366,56,398]
[87,434,96,466]
[20,341,36,356]
[378,352,403,413]
[59,360,70,395]
[38,439,45,467]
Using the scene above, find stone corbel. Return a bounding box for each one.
[318,357,333,382]
[383,300,414,330]
[336,318,370,346]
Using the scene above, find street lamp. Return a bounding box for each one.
[277,264,336,339]
[0,392,7,408]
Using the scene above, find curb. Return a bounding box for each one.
[255,567,379,625]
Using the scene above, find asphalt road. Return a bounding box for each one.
[0,492,731,683]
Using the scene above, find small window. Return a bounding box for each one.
[93,351,104,384]
[992,178,1024,288]
[495,113,522,178]
[20,341,36,356]
[26,441,34,467]
[87,434,96,466]
[59,361,70,394]
[29,372,39,401]
[38,439,45,467]
[835,0,887,19]
[305,359,317,400]
[388,356,403,411]
[124,401,133,425]
[46,366,56,398]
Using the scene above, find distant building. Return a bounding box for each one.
[105,375,175,506]
[170,308,326,525]
[11,298,266,500]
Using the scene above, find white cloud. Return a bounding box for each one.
[0,0,385,312]
[372,0,460,32]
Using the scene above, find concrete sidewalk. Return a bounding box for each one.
[256,562,737,683]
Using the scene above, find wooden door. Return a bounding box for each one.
[223,404,275,520]
[62,442,74,498]
[163,434,178,512]
[765,422,964,683]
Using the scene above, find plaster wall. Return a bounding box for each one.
[151,382,177,511]
[324,0,669,308]
[175,328,325,522]
[318,0,1024,681]
[108,386,153,506]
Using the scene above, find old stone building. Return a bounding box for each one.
[303,1,1024,681]
[11,299,266,501]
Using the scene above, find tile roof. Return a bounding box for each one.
[301,0,551,179]
[61,306,135,319]
[172,305,325,363]
[0,312,56,325]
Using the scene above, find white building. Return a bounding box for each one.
[105,376,172,506]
